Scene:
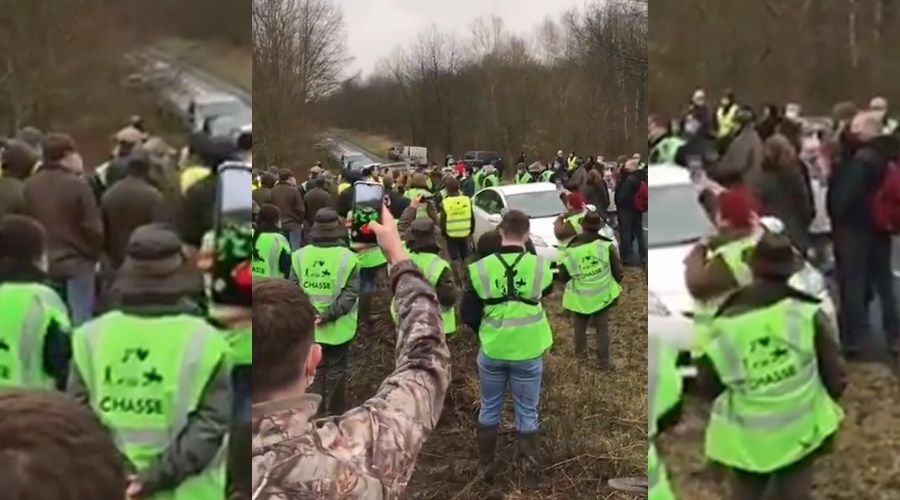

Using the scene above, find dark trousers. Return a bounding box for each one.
[618,210,647,265]
[833,227,899,350]
[727,446,821,500]
[573,308,612,365]
[226,423,251,499]
[445,237,470,263]
[309,341,352,417]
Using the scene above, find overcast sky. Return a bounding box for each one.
[343,0,584,75]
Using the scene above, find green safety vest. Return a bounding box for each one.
[391,252,456,334]
[468,252,553,361]
[716,104,739,138]
[567,156,577,170]
[649,336,682,500]
[703,299,844,473]
[515,172,530,184]
[557,212,585,254]
[692,236,756,356]
[482,174,498,188]
[72,312,228,500]
[0,283,70,389]
[292,245,359,345]
[442,195,472,238]
[651,136,685,165]
[223,323,252,366]
[540,170,553,182]
[405,188,431,219]
[251,232,290,278]
[473,170,486,191]
[355,245,386,269]
[561,240,621,314]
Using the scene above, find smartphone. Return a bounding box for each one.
[350,181,384,244]
[212,161,254,306]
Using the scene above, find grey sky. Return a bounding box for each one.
[343,0,584,75]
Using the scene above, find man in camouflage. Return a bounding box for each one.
[251,206,451,499]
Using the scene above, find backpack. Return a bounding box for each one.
[871,160,900,234]
[634,181,648,212]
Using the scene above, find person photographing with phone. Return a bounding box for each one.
[252,203,450,499]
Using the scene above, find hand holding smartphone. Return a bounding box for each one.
[212,161,253,307]
[350,181,385,245]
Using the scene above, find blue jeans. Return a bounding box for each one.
[53,273,96,327]
[477,351,543,432]
[286,229,303,251]
[360,267,378,294]
[232,366,252,423]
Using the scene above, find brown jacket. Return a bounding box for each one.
[252,186,272,207]
[714,127,764,185]
[0,177,26,220]
[270,183,306,231]
[695,282,845,403]
[100,176,169,268]
[23,163,103,278]
[303,187,334,227]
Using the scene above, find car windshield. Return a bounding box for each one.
[505,191,565,219]
[649,183,714,247]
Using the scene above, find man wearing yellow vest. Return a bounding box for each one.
[68,225,231,500]
[715,92,740,139]
[695,234,845,500]
[461,209,553,490]
[391,218,458,335]
[405,172,433,219]
[439,177,474,265]
[558,212,624,370]
[252,204,291,278]
[290,208,360,416]
[0,215,72,391]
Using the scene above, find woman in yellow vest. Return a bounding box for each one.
[685,189,759,353]
[695,233,844,500]
[558,212,624,370]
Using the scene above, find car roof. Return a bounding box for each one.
[193,93,240,105]
[648,164,691,188]
[489,182,558,196]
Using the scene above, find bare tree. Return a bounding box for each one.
[650,0,900,114]
[253,0,350,168]
[319,0,647,163]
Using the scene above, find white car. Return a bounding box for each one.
[471,183,618,269]
[188,93,244,132]
[647,165,836,359]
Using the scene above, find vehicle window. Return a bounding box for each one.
[505,191,565,219]
[474,191,503,214]
[648,184,714,247]
[463,152,476,160]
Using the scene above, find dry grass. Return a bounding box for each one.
[661,362,900,499]
[346,267,648,499]
[157,37,251,90]
[327,128,398,161]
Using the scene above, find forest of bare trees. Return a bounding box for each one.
[320,0,646,162]
[253,0,349,168]
[0,0,245,158]
[651,0,900,115]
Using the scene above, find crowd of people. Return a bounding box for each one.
[648,90,900,499]
[0,120,252,499]
[251,150,644,497]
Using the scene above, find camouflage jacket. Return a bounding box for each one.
[251,260,451,500]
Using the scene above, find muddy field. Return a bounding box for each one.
[345,267,648,499]
[661,362,900,499]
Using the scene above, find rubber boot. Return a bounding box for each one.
[476,424,501,481]
[518,431,540,490]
